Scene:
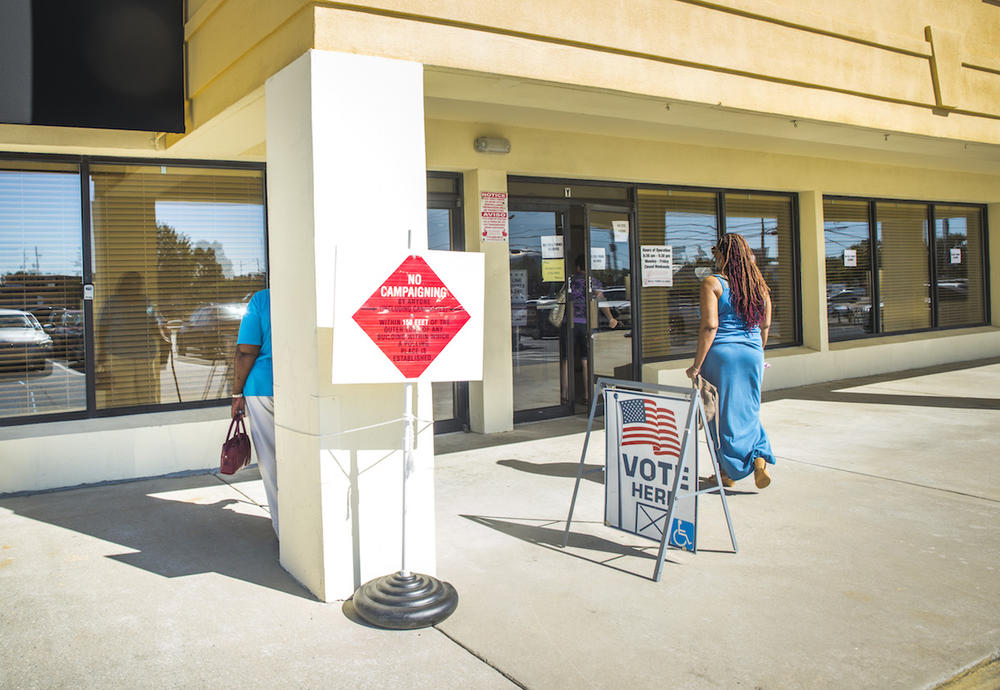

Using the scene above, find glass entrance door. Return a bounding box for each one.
[586,207,634,389]
[509,203,635,420]
[509,209,573,420]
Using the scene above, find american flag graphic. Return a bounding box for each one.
[619,397,680,457]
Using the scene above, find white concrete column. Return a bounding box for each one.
[463,169,513,434]
[989,203,999,327]
[266,50,435,602]
[798,191,829,351]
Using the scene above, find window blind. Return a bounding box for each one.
[876,202,931,333]
[0,162,85,419]
[637,189,717,361]
[935,206,986,328]
[89,164,266,410]
[823,199,874,339]
[725,193,796,345]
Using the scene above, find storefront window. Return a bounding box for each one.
[89,164,267,410]
[637,189,717,360]
[824,199,874,339]
[0,162,86,419]
[935,206,986,328]
[877,202,932,333]
[0,156,267,425]
[823,197,986,340]
[724,193,797,346]
[637,187,799,362]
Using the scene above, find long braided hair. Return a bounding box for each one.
[715,233,769,328]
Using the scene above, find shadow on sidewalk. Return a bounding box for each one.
[0,473,315,601]
[764,356,1000,410]
[497,459,604,484]
[462,514,670,581]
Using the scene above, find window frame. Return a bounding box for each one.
[0,152,268,427]
[635,182,803,364]
[823,195,990,342]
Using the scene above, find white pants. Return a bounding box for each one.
[244,395,277,536]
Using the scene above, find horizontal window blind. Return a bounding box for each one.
[876,202,931,333]
[935,206,986,327]
[824,199,874,339]
[637,189,717,361]
[0,163,85,419]
[725,193,796,345]
[89,164,266,410]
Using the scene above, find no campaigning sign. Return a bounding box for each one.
[352,255,471,379]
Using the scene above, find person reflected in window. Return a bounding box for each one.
[685,234,775,489]
[570,255,617,400]
[96,272,166,407]
[231,289,276,537]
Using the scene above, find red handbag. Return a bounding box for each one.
[220,415,252,475]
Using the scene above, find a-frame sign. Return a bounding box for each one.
[562,377,738,581]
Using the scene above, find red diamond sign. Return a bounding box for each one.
[352,255,471,379]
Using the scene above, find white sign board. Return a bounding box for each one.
[843,249,857,267]
[950,248,962,264]
[331,249,485,383]
[480,191,508,242]
[641,245,674,287]
[612,220,629,243]
[510,269,528,327]
[540,236,564,259]
[604,389,696,551]
[590,247,607,270]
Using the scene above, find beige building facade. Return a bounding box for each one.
[1,1,998,600]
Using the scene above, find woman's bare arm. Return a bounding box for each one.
[685,276,720,379]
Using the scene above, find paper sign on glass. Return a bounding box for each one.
[542,259,564,282]
[541,236,564,259]
[612,220,629,243]
[844,249,857,267]
[641,245,673,287]
[591,247,607,270]
[950,248,962,264]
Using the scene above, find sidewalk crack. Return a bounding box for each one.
[434,626,529,689]
[779,456,1000,504]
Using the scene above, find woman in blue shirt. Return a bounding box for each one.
[230,289,277,535]
[686,234,775,489]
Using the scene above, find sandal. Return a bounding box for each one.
[706,472,735,488]
[753,457,771,489]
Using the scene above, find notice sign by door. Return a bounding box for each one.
[641,245,673,287]
[510,269,528,327]
[480,191,508,242]
[843,249,857,267]
[604,389,696,551]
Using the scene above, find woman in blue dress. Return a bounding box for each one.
[685,233,775,489]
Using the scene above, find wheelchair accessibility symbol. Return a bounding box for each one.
[669,519,695,552]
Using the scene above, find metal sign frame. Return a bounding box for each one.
[562,377,738,581]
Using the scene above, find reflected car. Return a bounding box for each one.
[0,309,53,371]
[176,303,248,358]
[44,309,84,365]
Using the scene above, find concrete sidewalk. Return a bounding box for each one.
[2,359,999,688]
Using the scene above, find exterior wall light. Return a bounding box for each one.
[474,136,511,154]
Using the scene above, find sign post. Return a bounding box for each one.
[333,243,484,628]
[563,377,737,581]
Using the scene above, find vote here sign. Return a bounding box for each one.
[604,389,697,552]
[331,249,484,383]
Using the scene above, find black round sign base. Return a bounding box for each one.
[352,571,458,630]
